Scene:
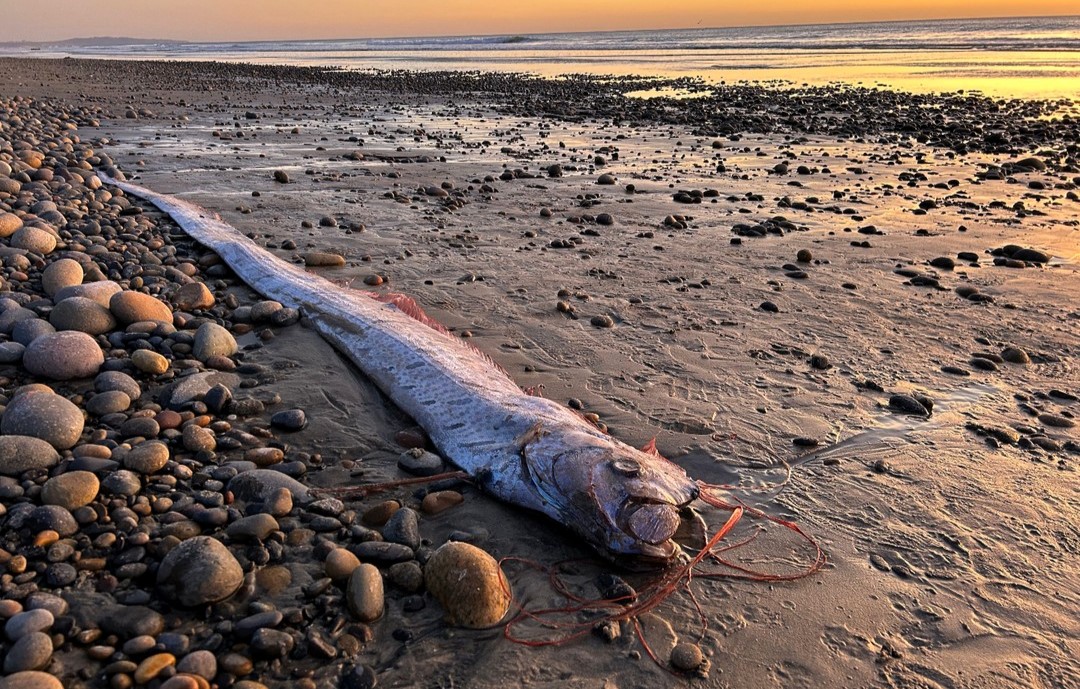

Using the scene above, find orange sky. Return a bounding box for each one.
[2,0,1077,42]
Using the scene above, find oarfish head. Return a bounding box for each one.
[521,425,699,566]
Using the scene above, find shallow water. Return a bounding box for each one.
[6,16,1080,99]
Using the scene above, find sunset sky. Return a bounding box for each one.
[2,0,1077,42]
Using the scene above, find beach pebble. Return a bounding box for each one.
[270,408,307,431]
[346,563,384,622]
[0,671,63,689]
[110,290,173,324]
[131,349,170,374]
[157,536,243,606]
[0,436,60,475]
[228,469,310,504]
[11,226,56,255]
[85,390,131,416]
[134,653,176,684]
[173,281,215,310]
[182,424,216,452]
[40,471,99,509]
[325,548,360,581]
[397,448,444,476]
[362,499,401,526]
[54,280,122,308]
[273,170,289,183]
[12,319,54,347]
[193,322,236,361]
[122,440,170,474]
[1,392,84,450]
[304,252,346,267]
[40,259,83,297]
[22,330,104,380]
[49,298,117,336]
[1039,413,1075,428]
[670,642,704,671]
[387,561,425,593]
[5,609,53,641]
[590,314,615,328]
[0,341,25,363]
[96,370,141,399]
[424,541,510,628]
[226,513,279,541]
[383,507,421,550]
[1002,347,1030,364]
[2,632,53,673]
[175,650,216,679]
[245,447,284,466]
[0,212,22,237]
[422,490,464,514]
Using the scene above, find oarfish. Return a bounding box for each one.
[97,173,700,565]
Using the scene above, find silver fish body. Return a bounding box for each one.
[98,173,699,564]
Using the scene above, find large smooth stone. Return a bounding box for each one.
[54,280,122,308]
[0,436,60,475]
[22,331,104,380]
[346,563,384,622]
[193,322,237,361]
[157,536,243,606]
[0,671,64,689]
[0,391,84,450]
[49,296,117,335]
[41,471,100,509]
[41,259,83,297]
[10,227,56,255]
[0,212,22,238]
[109,291,173,324]
[424,542,511,628]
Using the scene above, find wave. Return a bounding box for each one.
[31,15,1080,57]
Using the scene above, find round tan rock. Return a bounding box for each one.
[0,212,22,238]
[245,447,284,467]
[22,330,104,380]
[303,252,346,267]
[131,349,169,374]
[173,282,215,311]
[160,676,203,689]
[346,563,384,622]
[157,536,243,606]
[134,652,176,684]
[10,226,56,255]
[41,259,83,297]
[424,542,511,628]
[421,490,464,515]
[41,471,99,509]
[0,671,64,689]
[123,440,170,474]
[324,548,360,581]
[109,291,173,324]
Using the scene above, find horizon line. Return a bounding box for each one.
[6,12,1079,47]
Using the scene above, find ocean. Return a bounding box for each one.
[8,15,1080,99]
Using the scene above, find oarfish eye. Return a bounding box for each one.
[610,458,641,477]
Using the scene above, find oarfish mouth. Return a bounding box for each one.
[622,500,682,545]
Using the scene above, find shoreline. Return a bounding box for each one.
[0,57,1077,689]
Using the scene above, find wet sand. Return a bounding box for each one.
[0,58,1078,689]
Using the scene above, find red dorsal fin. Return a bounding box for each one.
[367,291,511,377]
[641,437,666,460]
[369,292,454,337]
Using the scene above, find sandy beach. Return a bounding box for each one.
[0,57,1077,689]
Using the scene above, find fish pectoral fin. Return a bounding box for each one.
[640,437,667,461]
[516,421,546,448]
